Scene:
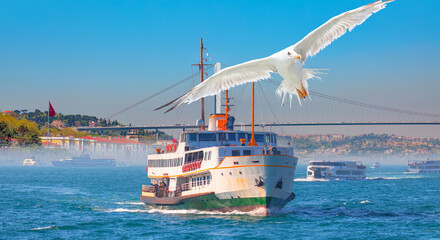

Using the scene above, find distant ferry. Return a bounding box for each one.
[52,154,116,167]
[371,162,381,169]
[407,159,440,173]
[307,161,366,180]
[22,156,39,166]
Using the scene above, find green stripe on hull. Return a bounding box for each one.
[141,193,295,212]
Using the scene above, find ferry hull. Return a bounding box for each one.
[142,154,297,215]
[140,192,295,216]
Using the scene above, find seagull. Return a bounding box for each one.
[157,0,394,112]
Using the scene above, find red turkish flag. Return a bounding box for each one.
[49,102,56,117]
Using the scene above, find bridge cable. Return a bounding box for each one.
[264,79,440,119]
[107,66,214,119]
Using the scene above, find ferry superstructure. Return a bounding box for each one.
[307,160,366,180]
[407,159,440,173]
[141,114,297,215]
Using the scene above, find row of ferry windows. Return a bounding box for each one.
[185,150,212,163]
[310,162,346,166]
[191,175,211,187]
[149,151,213,168]
[149,158,184,168]
[182,132,276,144]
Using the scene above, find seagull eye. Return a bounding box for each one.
[288,52,291,56]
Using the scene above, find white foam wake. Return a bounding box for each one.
[31,225,57,230]
[295,178,328,182]
[104,207,268,216]
[114,201,144,205]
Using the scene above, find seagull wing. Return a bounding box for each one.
[290,0,394,62]
[156,57,276,112]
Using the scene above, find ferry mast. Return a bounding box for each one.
[192,38,211,131]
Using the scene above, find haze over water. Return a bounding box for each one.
[1,163,439,239]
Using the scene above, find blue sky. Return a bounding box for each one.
[1,0,439,136]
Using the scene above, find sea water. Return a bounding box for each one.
[1,165,439,239]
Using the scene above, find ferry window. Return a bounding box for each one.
[204,152,207,160]
[186,153,194,162]
[238,133,246,141]
[243,150,251,156]
[199,133,216,141]
[255,134,265,142]
[336,170,351,175]
[265,135,271,143]
[219,133,226,141]
[198,151,204,161]
[186,133,197,142]
[208,151,212,160]
[197,177,201,186]
[203,176,206,185]
[207,175,211,184]
[232,150,240,156]
[273,135,277,143]
[352,171,362,175]
[192,178,196,187]
[227,133,237,141]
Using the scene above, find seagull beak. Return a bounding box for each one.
[294,54,301,60]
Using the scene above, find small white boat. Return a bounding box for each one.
[371,162,381,169]
[22,156,39,166]
[307,161,366,180]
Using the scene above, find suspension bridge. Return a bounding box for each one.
[76,64,440,135]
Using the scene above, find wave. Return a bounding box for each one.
[295,178,328,182]
[31,225,58,231]
[103,207,268,216]
[114,201,144,205]
[366,175,425,180]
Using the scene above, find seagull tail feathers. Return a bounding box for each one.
[276,69,327,107]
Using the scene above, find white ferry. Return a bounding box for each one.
[140,114,297,215]
[307,161,366,180]
[407,159,440,173]
[22,156,39,166]
[140,39,297,215]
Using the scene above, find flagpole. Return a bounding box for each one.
[47,101,50,148]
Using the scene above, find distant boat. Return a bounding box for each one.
[307,160,366,180]
[407,159,440,173]
[52,154,116,167]
[371,162,381,169]
[22,156,39,166]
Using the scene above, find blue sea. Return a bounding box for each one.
[1,165,439,239]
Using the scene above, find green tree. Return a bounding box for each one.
[0,121,13,146]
